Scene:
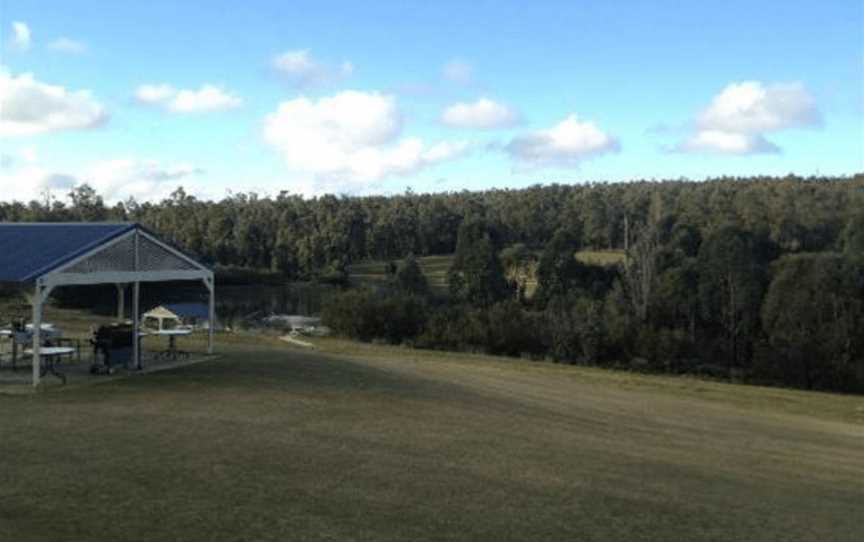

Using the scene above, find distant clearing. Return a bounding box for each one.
[348,249,625,292]
[575,248,626,266]
[348,255,452,292]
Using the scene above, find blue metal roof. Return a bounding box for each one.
[0,223,136,282]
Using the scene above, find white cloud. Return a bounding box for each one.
[504,114,620,170]
[678,130,779,155]
[81,159,205,200]
[170,86,242,113]
[135,83,175,103]
[273,50,314,74]
[48,37,87,54]
[441,98,521,129]
[676,81,821,154]
[442,59,473,85]
[0,70,108,136]
[0,159,205,203]
[272,50,353,87]
[0,166,76,201]
[0,146,38,169]
[697,82,820,133]
[11,22,30,50]
[19,146,38,163]
[263,90,470,194]
[135,83,242,114]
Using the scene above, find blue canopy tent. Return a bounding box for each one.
[0,223,215,386]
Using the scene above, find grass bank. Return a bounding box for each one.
[1,333,862,541]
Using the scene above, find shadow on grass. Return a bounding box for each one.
[77,344,494,408]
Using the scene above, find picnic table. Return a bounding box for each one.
[2,324,61,337]
[153,329,192,361]
[26,323,61,334]
[2,325,79,371]
[24,346,75,384]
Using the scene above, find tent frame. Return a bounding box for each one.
[27,226,214,387]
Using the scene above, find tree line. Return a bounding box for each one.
[3,174,863,392]
[324,199,864,394]
[2,174,860,278]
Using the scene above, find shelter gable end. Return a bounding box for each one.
[138,236,199,272]
[63,233,136,274]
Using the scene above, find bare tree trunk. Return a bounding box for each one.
[624,223,658,324]
[726,276,738,375]
[624,215,630,256]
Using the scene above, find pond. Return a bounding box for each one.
[215,282,337,330]
[28,281,339,331]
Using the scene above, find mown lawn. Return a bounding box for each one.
[1,334,862,541]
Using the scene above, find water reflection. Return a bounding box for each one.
[215,283,336,329]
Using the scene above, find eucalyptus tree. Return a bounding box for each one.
[697,224,775,373]
[534,228,585,309]
[762,253,864,390]
[448,217,509,307]
[842,212,864,258]
[396,254,428,296]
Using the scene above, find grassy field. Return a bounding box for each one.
[574,249,626,267]
[347,250,625,293]
[348,255,453,293]
[1,332,862,541]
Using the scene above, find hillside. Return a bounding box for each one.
[347,249,625,294]
[2,335,861,541]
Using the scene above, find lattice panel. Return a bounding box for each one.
[138,236,198,271]
[64,234,136,273]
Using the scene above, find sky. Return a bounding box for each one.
[1,0,862,203]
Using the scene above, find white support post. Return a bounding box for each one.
[133,281,141,370]
[116,284,126,321]
[31,281,53,388]
[31,286,42,388]
[205,275,215,355]
[132,229,141,370]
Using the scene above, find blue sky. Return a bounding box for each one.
[1,0,862,202]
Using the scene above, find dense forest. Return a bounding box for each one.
[2,174,863,393]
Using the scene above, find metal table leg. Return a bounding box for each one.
[39,354,66,385]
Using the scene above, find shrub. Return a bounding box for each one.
[396,255,429,296]
[380,293,428,344]
[485,300,545,357]
[416,305,475,351]
[321,289,382,342]
[322,289,427,344]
